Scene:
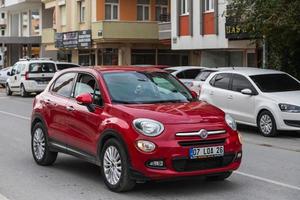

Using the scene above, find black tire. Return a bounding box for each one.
[100,138,136,192]
[205,172,233,181]
[20,84,28,97]
[31,122,57,166]
[257,110,278,137]
[6,84,12,96]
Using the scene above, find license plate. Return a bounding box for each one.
[189,146,224,159]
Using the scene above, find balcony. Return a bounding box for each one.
[0,0,41,11]
[41,28,55,44]
[92,21,159,42]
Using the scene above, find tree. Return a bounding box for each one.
[226,0,300,79]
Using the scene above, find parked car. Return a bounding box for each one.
[0,67,12,87]
[165,66,207,89]
[6,59,56,97]
[55,62,80,71]
[31,66,242,192]
[188,68,234,95]
[200,67,300,137]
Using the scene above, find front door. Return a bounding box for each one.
[65,73,104,156]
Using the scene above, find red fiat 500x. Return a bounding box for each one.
[31,67,242,192]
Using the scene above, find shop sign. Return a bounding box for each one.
[225,17,252,40]
[55,30,91,49]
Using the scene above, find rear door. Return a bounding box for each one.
[45,72,77,144]
[9,63,21,91]
[204,73,232,113]
[27,62,56,85]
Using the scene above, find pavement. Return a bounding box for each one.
[0,91,299,200]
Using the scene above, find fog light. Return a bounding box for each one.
[236,151,242,160]
[136,140,156,153]
[146,160,165,169]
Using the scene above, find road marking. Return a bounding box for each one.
[236,171,300,191]
[0,110,30,121]
[0,193,10,200]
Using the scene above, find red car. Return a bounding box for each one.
[31,66,242,192]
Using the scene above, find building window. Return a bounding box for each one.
[181,0,189,15]
[1,12,5,19]
[60,5,66,25]
[1,29,4,36]
[105,0,119,20]
[155,0,169,21]
[137,0,150,21]
[205,0,214,12]
[79,1,86,23]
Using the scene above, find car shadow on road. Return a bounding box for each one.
[237,124,300,139]
[51,156,244,196]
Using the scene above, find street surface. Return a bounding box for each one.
[0,89,299,200]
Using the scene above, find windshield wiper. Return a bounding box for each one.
[112,100,135,104]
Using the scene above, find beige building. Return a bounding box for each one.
[42,0,188,66]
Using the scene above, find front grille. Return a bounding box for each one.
[172,154,235,172]
[284,120,300,128]
[178,139,226,147]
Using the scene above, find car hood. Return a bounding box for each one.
[114,101,225,124]
[265,91,300,105]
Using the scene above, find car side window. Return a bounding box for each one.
[183,69,201,79]
[231,74,255,92]
[212,73,231,90]
[176,71,185,79]
[73,73,103,106]
[11,64,18,75]
[52,73,76,97]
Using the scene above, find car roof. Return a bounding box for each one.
[211,67,284,76]
[166,66,206,71]
[63,66,166,74]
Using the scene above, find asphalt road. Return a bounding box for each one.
[0,91,299,200]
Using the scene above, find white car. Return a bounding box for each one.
[0,67,12,87]
[6,59,57,97]
[165,66,206,89]
[200,67,300,137]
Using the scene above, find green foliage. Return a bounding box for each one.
[227,0,300,79]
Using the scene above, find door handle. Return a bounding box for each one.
[209,91,214,95]
[66,106,75,112]
[227,95,233,100]
[45,99,57,106]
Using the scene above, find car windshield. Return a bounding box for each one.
[103,71,194,104]
[196,70,217,81]
[250,73,300,92]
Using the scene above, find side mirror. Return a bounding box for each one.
[241,88,253,95]
[76,93,93,105]
[7,71,11,76]
[191,91,198,99]
[76,93,95,112]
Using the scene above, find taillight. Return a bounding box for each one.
[25,72,29,80]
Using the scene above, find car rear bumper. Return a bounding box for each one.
[128,130,242,180]
[23,81,48,92]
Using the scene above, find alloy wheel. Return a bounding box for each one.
[103,146,122,186]
[260,114,273,135]
[33,128,46,160]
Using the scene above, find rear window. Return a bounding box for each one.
[29,63,56,73]
[56,64,79,70]
[196,70,217,81]
[250,73,300,92]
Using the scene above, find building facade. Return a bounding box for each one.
[0,0,51,67]
[170,0,258,67]
[42,0,189,66]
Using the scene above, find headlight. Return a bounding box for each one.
[133,118,164,137]
[279,104,300,113]
[225,114,237,131]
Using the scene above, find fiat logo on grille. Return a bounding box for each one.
[199,129,208,139]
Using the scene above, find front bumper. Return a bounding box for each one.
[128,127,242,181]
[276,112,300,131]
